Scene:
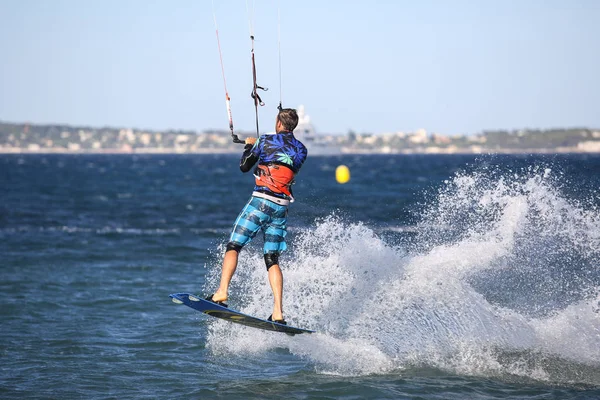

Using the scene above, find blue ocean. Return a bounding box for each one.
[1,153,599,399]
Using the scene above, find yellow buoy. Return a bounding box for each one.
[335,165,351,184]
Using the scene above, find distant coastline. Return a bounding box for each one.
[1,120,599,155]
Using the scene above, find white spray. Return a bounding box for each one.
[205,166,600,383]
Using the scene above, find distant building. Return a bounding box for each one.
[409,129,429,144]
[578,141,600,152]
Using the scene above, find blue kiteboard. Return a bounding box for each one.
[169,292,315,335]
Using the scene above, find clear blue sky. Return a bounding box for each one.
[1,0,599,135]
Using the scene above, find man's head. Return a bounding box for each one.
[276,108,299,132]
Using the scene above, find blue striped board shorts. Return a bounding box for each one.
[228,196,288,254]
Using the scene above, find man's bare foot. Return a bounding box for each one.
[212,290,228,303]
[271,306,283,322]
[206,292,228,307]
[268,314,287,325]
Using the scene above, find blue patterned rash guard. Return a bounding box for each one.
[240,131,308,201]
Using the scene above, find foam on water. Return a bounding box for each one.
[205,166,600,383]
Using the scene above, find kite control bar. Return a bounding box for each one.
[231,133,245,144]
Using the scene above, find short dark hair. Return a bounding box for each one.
[277,108,299,131]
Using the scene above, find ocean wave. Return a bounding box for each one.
[205,165,600,384]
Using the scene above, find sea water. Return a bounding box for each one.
[1,153,599,399]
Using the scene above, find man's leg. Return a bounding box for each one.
[213,197,263,301]
[263,205,288,322]
[268,264,284,321]
[213,249,238,302]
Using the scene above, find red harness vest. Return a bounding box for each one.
[254,164,295,197]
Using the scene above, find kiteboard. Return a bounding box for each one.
[169,292,315,336]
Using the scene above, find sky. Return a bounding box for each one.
[0,0,599,135]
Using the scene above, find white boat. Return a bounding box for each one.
[293,105,340,155]
[295,105,316,140]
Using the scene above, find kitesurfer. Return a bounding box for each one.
[207,108,308,324]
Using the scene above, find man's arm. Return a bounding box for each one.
[240,137,259,172]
